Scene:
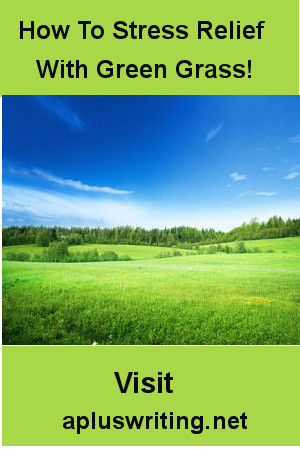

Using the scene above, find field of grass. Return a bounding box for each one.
[2,237,300,345]
[226,236,300,254]
[2,243,183,260]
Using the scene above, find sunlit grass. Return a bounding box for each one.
[2,237,300,345]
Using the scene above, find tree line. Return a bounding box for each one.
[2,216,300,248]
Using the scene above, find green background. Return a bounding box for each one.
[0,0,298,95]
[2,346,300,445]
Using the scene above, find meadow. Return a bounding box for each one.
[2,243,184,261]
[2,237,300,345]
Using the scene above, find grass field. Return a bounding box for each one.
[2,237,300,345]
[2,243,185,260]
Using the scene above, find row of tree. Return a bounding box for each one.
[2,216,300,247]
[5,242,132,263]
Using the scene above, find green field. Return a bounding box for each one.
[2,243,181,260]
[2,237,300,345]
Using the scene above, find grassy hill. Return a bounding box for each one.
[2,243,187,261]
[3,236,300,261]
[2,236,300,345]
[225,236,300,254]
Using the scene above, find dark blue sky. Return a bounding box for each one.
[3,95,300,229]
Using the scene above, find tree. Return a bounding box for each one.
[35,229,51,247]
[235,241,246,253]
[46,241,69,262]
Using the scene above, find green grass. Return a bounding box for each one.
[2,243,183,261]
[2,237,300,345]
[227,236,300,253]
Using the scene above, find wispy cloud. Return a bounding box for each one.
[230,172,247,182]
[3,184,298,231]
[262,166,274,171]
[284,172,299,180]
[2,185,140,228]
[238,191,276,198]
[4,164,133,195]
[254,191,277,197]
[206,123,224,142]
[288,134,300,144]
[34,96,84,131]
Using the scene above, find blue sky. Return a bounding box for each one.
[2,95,300,230]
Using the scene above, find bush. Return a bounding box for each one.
[206,245,217,254]
[5,252,17,261]
[118,254,132,261]
[235,241,246,254]
[16,252,30,261]
[4,252,30,261]
[252,247,262,253]
[155,251,183,259]
[71,249,99,262]
[31,253,43,262]
[155,252,171,259]
[177,243,193,250]
[43,241,69,262]
[100,251,118,261]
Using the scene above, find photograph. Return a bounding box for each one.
[2,95,300,345]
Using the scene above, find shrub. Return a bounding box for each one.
[100,251,118,261]
[155,251,183,259]
[118,254,132,261]
[72,249,99,262]
[15,252,30,261]
[5,252,17,261]
[206,245,217,254]
[43,241,69,262]
[31,253,43,262]
[4,252,30,261]
[235,241,246,254]
[252,247,262,253]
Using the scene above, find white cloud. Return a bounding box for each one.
[4,164,132,195]
[206,123,224,142]
[238,191,276,198]
[2,185,142,228]
[33,169,132,195]
[253,191,277,197]
[284,172,299,180]
[230,172,247,182]
[2,184,300,231]
[288,134,300,144]
[262,167,274,171]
